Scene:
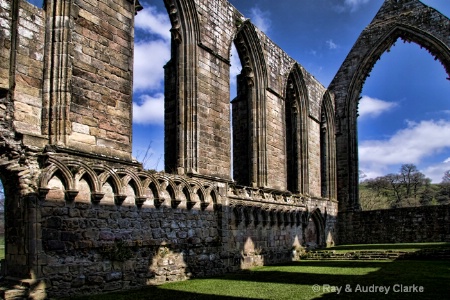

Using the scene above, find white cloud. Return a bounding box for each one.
[133,5,171,92]
[358,95,398,119]
[334,0,369,13]
[230,44,241,95]
[345,0,369,11]
[359,120,450,168]
[249,7,271,33]
[133,94,164,125]
[133,40,170,91]
[135,5,171,41]
[326,39,338,50]
[423,158,450,183]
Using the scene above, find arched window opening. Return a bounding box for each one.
[320,111,329,198]
[230,22,268,188]
[320,93,336,200]
[285,68,309,194]
[286,76,300,193]
[358,40,450,210]
[132,2,170,172]
[230,43,243,181]
[231,40,251,186]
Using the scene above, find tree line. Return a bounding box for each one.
[359,164,450,210]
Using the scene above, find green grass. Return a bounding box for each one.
[69,259,450,300]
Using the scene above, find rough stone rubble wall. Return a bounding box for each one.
[339,206,450,245]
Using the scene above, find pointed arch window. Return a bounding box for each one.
[320,94,337,199]
[285,67,309,194]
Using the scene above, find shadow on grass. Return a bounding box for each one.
[70,286,258,300]
[69,260,450,300]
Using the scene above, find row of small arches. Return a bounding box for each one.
[38,156,219,209]
[232,205,325,228]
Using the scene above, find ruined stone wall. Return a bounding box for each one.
[39,166,226,295]
[64,0,135,160]
[195,0,234,178]
[329,0,450,212]
[0,0,339,298]
[165,0,332,197]
[34,153,336,298]
[0,0,12,89]
[339,206,450,245]
[9,1,45,138]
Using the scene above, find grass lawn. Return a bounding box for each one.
[69,259,450,300]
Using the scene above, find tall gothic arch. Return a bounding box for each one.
[320,92,337,200]
[164,0,201,175]
[329,0,450,211]
[285,64,309,194]
[232,21,269,187]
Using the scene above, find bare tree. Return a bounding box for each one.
[134,141,160,171]
[399,164,425,200]
[442,170,450,184]
[385,173,403,207]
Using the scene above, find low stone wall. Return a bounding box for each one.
[338,205,450,245]
[305,249,450,260]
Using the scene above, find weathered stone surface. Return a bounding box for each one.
[339,205,450,245]
[0,0,448,299]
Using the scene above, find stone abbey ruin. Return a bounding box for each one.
[0,0,449,298]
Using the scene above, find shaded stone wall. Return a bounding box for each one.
[339,206,450,245]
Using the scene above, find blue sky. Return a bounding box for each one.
[26,0,450,183]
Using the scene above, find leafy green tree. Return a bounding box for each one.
[420,178,436,206]
[359,183,391,210]
[436,170,450,205]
